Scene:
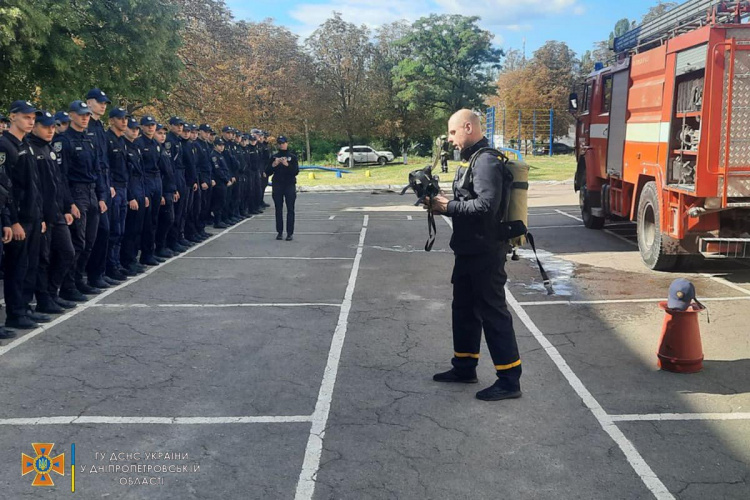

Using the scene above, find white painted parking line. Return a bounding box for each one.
[227,231,361,235]
[528,212,565,216]
[329,216,336,220]
[517,296,750,306]
[0,415,313,426]
[92,303,343,309]
[0,218,252,358]
[555,210,639,248]
[529,224,585,230]
[183,256,355,261]
[701,274,750,297]
[407,215,413,221]
[295,215,369,500]
[610,413,750,422]
[442,215,673,499]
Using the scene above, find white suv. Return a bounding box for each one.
[337,146,395,165]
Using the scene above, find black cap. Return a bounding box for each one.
[69,100,93,115]
[222,126,234,133]
[277,135,288,144]
[34,110,56,127]
[140,115,157,126]
[198,123,212,133]
[0,114,7,123]
[214,138,225,146]
[169,116,185,126]
[109,107,130,119]
[127,117,140,130]
[54,111,71,124]
[9,100,37,114]
[157,123,168,131]
[85,88,112,104]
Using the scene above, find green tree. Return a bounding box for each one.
[642,1,678,24]
[393,14,502,116]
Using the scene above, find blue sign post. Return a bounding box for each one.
[486,107,496,148]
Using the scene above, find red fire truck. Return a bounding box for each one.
[571,0,750,269]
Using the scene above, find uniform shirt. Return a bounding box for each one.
[28,133,68,225]
[195,139,213,183]
[180,137,197,186]
[221,141,239,178]
[105,130,129,187]
[59,127,105,200]
[0,130,43,224]
[246,142,260,172]
[158,141,177,196]
[135,135,161,176]
[446,137,508,255]
[124,138,146,201]
[210,150,231,183]
[266,149,299,186]
[89,118,111,195]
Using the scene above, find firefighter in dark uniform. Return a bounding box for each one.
[257,131,271,208]
[29,110,77,315]
[59,100,106,297]
[0,101,49,331]
[428,109,522,402]
[266,135,299,241]
[197,124,214,232]
[135,115,162,266]
[180,123,200,243]
[121,118,148,275]
[188,124,208,240]
[84,88,115,289]
[166,117,190,252]
[221,126,239,224]
[155,123,177,258]
[247,131,263,214]
[210,138,231,228]
[104,107,131,281]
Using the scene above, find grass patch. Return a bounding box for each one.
[295,154,576,188]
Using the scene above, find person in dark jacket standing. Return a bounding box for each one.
[121,118,148,275]
[0,101,49,331]
[135,115,162,266]
[84,88,114,289]
[210,138,231,228]
[104,107,131,281]
[197,124,214,232]
[427,109,522,402]
[155,123,177,258]
[29,110,77,315]
[266,135,299,241]
[59,100,105,298]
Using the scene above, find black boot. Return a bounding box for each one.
[433,368,478,384]
[35,296,65,314]
[475,380,522,401]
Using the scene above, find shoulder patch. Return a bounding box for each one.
[165,142,171,150]
[157,146,161,153]
[0,152,5,165]
[53,142,62,153]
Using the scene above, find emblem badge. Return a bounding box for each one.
[0,153,4,165]
[53,142,62,153]
[50,152,57,161]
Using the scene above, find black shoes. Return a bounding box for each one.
[88,277,111,289]
[286,234,293,241]
[433,368,478,384]
[35,298,65,315]
[276,233,283,240]
[156,248,175,259]
[27,309,52,323]
[6,316,39,330]
[103,275,121,286]
[475,381,522,402]
[106,269,128,281]
[0,327,16,339]
[60,288,88,302]
[141,257,160,266]
[153,255,166,263]
[76,281,102,295]
[54,296,78,309]
[214,222,228,229]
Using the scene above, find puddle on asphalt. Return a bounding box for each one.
[513,248,575,296]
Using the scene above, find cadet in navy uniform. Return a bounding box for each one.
[247,131,263,214]
[135,115,162,266]
[0,101,49,331]
[429,110,522,402]
[197,124,215,232]
[221,127,239,225]
[104,107,131,281]
[54,111,71,135]
[179,123,200,243]
[210,138,231,228]
[266,135,299,241]
[28,110,76,315]
[155,123,177,258]
[192,124,212,239]
[59,100,106,297]
[121,118,148,275]
[188,124,208,240]
[84,88,114,289]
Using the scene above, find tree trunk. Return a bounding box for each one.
[304,119,311,165]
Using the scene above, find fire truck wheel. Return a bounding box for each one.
[580,184,605,229]
[637,181,677,270]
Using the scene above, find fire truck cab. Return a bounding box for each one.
[571,0,750,270]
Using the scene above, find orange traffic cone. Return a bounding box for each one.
[657,301,704,373]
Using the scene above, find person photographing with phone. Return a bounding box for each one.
[266,136,299,241]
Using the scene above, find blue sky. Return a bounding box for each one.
[225,0,669,57]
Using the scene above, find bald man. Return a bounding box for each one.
[428,109,522,402]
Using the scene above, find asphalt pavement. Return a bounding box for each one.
[0,185,748,499]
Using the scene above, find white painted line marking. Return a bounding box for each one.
[0,415,313,425]
[555,210,638,248]
[611,413,750,422]
[442,215,673,499]
[701,273,750,297]
[92,303,342,309]
[295,215,368,500]
[528,212,565,216]
[227,232,360,235]
[329,215,336,220]
[407,215,413,221]
[0,218,252,358]
[517,296,750,306]
[183,256,354,261]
